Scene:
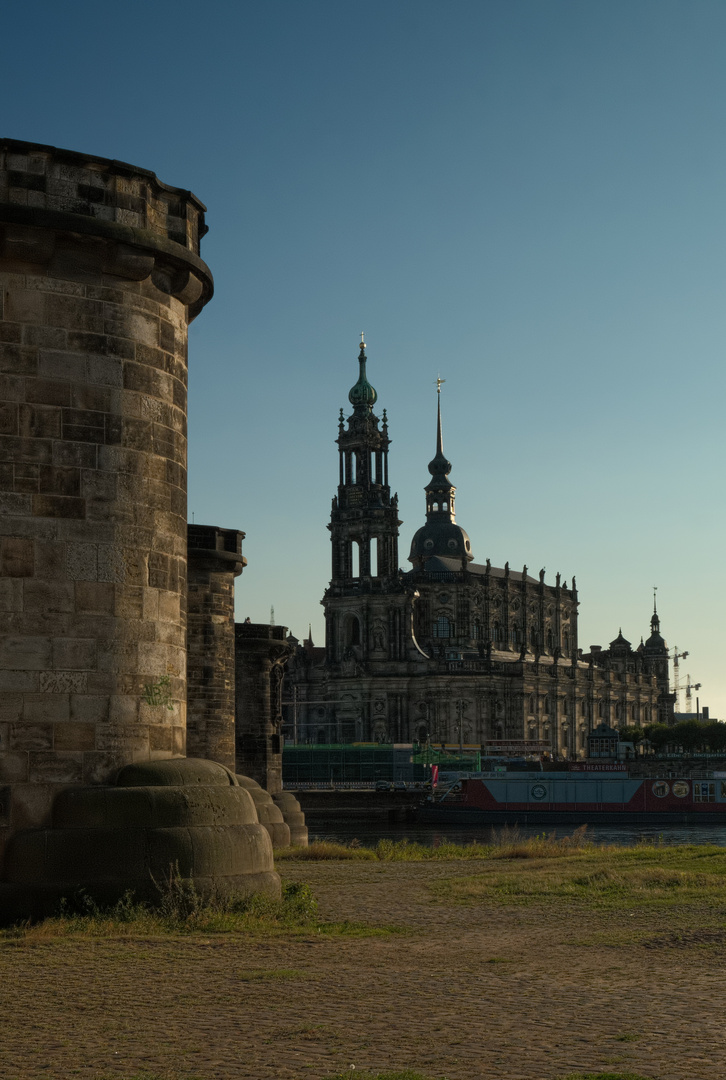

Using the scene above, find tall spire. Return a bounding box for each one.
[651,586,660,634]
[425,379,454,522]
[348,332,377,413]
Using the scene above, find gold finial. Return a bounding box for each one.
[436,375,446,395]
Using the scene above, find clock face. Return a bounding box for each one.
[438,592,450,603]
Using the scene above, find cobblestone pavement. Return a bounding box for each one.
[1,859,722,1080]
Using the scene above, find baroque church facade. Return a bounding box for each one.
[287,341,674,758]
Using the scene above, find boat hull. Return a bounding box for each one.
[420,770,726,826]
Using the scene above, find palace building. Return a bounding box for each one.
[286,340,674,758]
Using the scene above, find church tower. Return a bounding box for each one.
[641,594,674,724]
[324,337,402,666]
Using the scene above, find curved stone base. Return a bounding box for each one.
[273,791,309,847]
[236,776,291,848]
[0,759,280,925]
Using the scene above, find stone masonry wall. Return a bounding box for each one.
[0,140,213,857]
[187,525,246,772]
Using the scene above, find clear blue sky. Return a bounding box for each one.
[5,0,726,717]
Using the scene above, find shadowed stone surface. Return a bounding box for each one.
[187,525,246,771]
[0,759,279,923]
[0,140,215,860]
[236,774,290,849]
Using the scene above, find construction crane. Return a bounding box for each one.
[684,675,702,718]
[670,647,689,712]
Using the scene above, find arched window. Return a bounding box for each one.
[546,628,554,651]
[345,615,361,646]
[530,625,538,648]
[432,616,452,638]
[529,694,535,714]
[472,621,482,640]
[510,624,521,645]
[598,700,604,718]
[563,631,570,654]
[492,621,502,643]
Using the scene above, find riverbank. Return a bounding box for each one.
[1,843,724,1079]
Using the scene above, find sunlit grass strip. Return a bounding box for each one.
[431,846,726,909]
[277,826,602,862]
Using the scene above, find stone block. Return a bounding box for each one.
[0,492,32,515]
[0,537,34,576]
[0,344,38,376]
[18,403,62,440]
[32,494,86,519]
[85,354,124,386]
[39,671,87,693]
[0,754,28,783]
[10,721,53,750]
[0,374,26,401]
[4,288,45,323]
[28,752,83,784]
[97,545,126,583]
[22,581,74,613]
[0,636,52,669]
[74,581,114,614]
[52,637,96,670]
[23,695,70,724]
[0,580,23,612]
[39,466,81,498]
[65,542,98,581]
[38,350,87,382]
[25,380,72,407]
[0,670,40,692]
[107,696,140,725]
[53,722,95,752]
[70,694,109,724]
[95,722,147,755]
[32,540,67,581]
[0,694,23,721]
[149,725,173,752]
[0,402,18,435]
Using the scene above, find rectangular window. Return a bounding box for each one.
[694,782,715,803]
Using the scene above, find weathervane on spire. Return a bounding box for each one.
[360,331,366,347]
[653,585,658,612]
[436,375,445,395]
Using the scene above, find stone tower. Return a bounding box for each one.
[324,338,403,666]
[0,141,280,916]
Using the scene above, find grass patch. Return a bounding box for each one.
[0,878,398,942]
[279,827,596,863]
[237,967,309,981]
[281,835,726,915]
[431,844,726,911]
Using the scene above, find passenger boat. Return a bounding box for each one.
[419,769,726,824]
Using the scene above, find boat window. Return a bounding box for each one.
[693,782,715,803]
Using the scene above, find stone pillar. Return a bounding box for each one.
[187,524,246,771]
[0,139,213,855]
[235,623,293,794]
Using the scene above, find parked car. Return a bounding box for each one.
[375,780,392,791]
[393,780,407,792]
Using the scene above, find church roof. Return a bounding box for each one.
[407,555,540,584]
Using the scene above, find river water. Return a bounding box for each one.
[304,813,726,849]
